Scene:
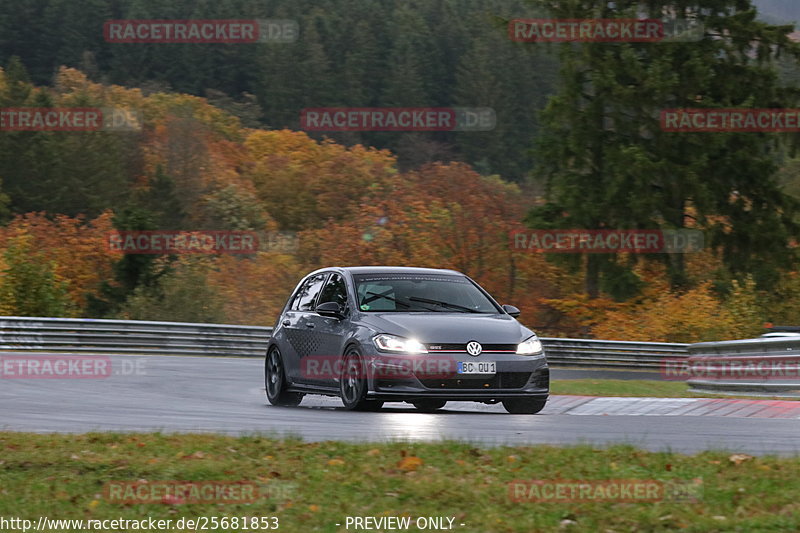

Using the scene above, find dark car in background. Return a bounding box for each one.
[265,266,549,414]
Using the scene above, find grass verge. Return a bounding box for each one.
[0,432,798,532]
[551,379,800,400]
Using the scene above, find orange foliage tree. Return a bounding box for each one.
[0,212,117,312]
[296,162,564,325]
[206,253,306,326]
[245,130,397,230]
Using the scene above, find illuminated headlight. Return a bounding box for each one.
[516,336,544,356]
[373,334,428,354]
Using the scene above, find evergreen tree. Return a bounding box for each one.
[528,0,800,297]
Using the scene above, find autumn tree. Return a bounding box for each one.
[0,234,74,317]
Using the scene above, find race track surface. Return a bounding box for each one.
[1,355,798,456]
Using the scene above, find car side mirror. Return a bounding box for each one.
[502,304,521,318]
[316,301,345,319]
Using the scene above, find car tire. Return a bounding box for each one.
[502,398,546,414]
[265,347,303,407]
[339,348,382,411]
[411,400,447,412]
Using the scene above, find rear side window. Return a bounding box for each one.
[317,273,349,309]
[290,273,328,311]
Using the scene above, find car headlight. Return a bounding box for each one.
[373,334,428,354]
[516,336,544,356]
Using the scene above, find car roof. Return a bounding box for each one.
[309,266,465,277]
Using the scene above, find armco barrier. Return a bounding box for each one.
[0,316,689,370]
[541,338,688,370]
[687,337,800,397]
[0,316,271,357]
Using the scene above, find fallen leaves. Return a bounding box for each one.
[185,451,205,460]
[397,456,424,472]
[729,454,754,466]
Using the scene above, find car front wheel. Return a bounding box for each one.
[340,348,383,411]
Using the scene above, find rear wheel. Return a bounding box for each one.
[411,400,447,412]
[340,348,383,411]
[265,348,303,407]
[502,397,546,414]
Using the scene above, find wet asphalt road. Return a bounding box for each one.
[0,355,798,456]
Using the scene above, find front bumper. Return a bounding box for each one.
[365,351,549,402]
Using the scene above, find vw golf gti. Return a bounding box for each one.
[265,266,549,413]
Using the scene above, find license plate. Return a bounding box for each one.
[457,361,496,374]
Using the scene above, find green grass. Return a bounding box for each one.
[1,433,799,532]
[551,379,800,400]
[551,379,691,398]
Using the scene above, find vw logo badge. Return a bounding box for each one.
[466,341,482,357]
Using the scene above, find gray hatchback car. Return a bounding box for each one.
[265,266,549,413]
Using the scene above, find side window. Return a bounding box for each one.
[317,273,349,309]
[290,273,328,311]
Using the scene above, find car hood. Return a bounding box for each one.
[359,312,534,344]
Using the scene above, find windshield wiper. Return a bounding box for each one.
[408,297,482,313]
[364,291,440,312]
[364,291,411,308]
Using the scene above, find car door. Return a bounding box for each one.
[280,272,328,383]
[306,272,351,388]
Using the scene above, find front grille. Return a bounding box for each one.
[419,372,532,390]
[426,343,517,353]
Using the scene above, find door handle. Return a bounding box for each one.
[282,320,290,326]
[304,322,315,328]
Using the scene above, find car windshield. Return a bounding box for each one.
[353,274,499,313]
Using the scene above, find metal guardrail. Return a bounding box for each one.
[8,316,798,394]
[0,316,272,357]
[0,316,689,370]
[541,338,688,370]
[687,337,800,397]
